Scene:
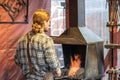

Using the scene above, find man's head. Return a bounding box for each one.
[32,9,50,33]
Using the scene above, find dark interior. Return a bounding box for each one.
[62,44,86,69]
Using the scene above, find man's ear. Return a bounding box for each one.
[43,21,47,26]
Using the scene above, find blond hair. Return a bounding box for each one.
[32,9,50,33]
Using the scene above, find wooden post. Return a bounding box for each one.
[108,0,118,69]
[108,0,118,80]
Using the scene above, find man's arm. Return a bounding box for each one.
[44,38,61,76]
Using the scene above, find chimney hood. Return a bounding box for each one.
[51,0,103,45]
[52,27,103,45]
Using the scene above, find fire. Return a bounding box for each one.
[68,54,81,77]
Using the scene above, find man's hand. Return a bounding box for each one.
[56,68,61,77]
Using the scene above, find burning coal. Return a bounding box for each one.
[68,54,81,77]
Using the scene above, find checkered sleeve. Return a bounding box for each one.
[44,38,61,71]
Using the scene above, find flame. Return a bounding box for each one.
[68,54,81,77]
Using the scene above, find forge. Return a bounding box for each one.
[52,0,104,80]
[53,28,104,80]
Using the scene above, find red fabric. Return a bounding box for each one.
[0,0,50,80]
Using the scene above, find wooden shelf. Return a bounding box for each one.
[104,43,120,49]
[106,22,120,27]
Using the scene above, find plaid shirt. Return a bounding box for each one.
[14,31,61,80]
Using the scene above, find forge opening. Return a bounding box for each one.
[61,45,86,79]
[54,43,104,80]
[62,45,86,69]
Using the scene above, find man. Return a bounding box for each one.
[14,9,61,80]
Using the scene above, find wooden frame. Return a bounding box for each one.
[0,0,29,24]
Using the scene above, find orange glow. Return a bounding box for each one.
[68,54,81,77]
